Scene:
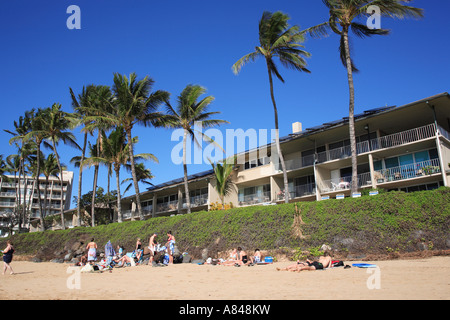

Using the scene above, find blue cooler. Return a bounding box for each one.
[264,256,273,263]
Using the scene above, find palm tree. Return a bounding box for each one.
[165,84,228,213]
[41,153,64,219]
[320,0,423,193]
[109,72,169,220]
[70,85,97,227]
[122,162,154,196]
[5,110,34,228]
[232,11,312,203]
[79,85,114,226]
[210,157,236,209]
[21,108,48,231]
[41,103,80,230]
[82,126,157,223]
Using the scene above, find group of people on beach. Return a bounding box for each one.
[217,247,263,266]
[80,231,178,268]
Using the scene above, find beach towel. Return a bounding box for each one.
[168,240,175,254]
[87,248,97,262]
[105,240,115,257]
[352,263,377,268]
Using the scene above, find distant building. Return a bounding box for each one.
[0,171,74,236]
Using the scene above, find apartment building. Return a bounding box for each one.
[117,92,450,221]
[0,171,74,235]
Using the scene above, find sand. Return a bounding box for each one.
[0,256,449,300]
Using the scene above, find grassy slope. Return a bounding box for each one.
[3,187,449,260]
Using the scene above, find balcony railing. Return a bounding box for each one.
[182,194,208,208]
[438,125,450,140]
[157,200,178,213]
[374,158,441,183]
[320,172,372,193]
[274,124,437,173]
[239,192,271,206]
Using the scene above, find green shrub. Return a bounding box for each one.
[2,187,449,260]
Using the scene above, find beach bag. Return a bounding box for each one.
[332,260,344,267]
[80,264,94,273]
[182,253,191,263]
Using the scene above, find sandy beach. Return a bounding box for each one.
[0,256,448,300]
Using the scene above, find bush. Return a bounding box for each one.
[3,187,449,260]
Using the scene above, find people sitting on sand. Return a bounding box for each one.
[219,248,239,266]
[114,252,135,267]
[235,247,254,266]
[112,246,124,264]
[253,249,263,264]
[277,252,333,272]
[135,238,143,261]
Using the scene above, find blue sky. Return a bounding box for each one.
[1,0,449,208]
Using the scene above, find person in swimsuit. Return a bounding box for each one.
[147,234,158,264]
[253,249,262,263]
[2,240,15,275]
[135,238,143,261]
[86,238,97,264]
[235,247,253,266]
[166,231,176,263]
[277,252,333,272]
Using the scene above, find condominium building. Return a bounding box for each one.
[0,171,74,236]
[116,92,449,221]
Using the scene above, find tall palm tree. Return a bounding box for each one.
[82,127,157,223]
[210,157,236,209]
[41,103,80,230]
[21,108,48,231]
[80,85,114,226]
[5,111,34,228]
[41,153,64,219]
[165,84,228,213]
[320,0,423,193]
[232,11,312,203]
[70,84,97,227]
[109,72,169,220]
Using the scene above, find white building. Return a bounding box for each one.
[0,171,74,236]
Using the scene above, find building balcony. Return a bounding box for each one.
[182,194,208,209]
[319,172,372,194]
[275,123,438,173]
[374,158,441,184]
[239,191,271,206]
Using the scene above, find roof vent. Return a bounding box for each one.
[292,122,302,134]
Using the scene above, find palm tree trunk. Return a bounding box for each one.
[266,61,289,203]
[43,176,49,221]
[126,128,143,220]
[91,165,98,227]
[343,29,358,194]
[35,142,44,231]
[77,131,87,227]
[21,159,26,228]
[51,140,65,230]
[183,129,191,214]
[115,167,122,223]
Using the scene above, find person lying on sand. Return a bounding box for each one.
[277,252,332,272]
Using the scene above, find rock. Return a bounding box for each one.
[64,253,73,261]
[31,257,42,263]
[201,248,208,260]
[51,258,64,264]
